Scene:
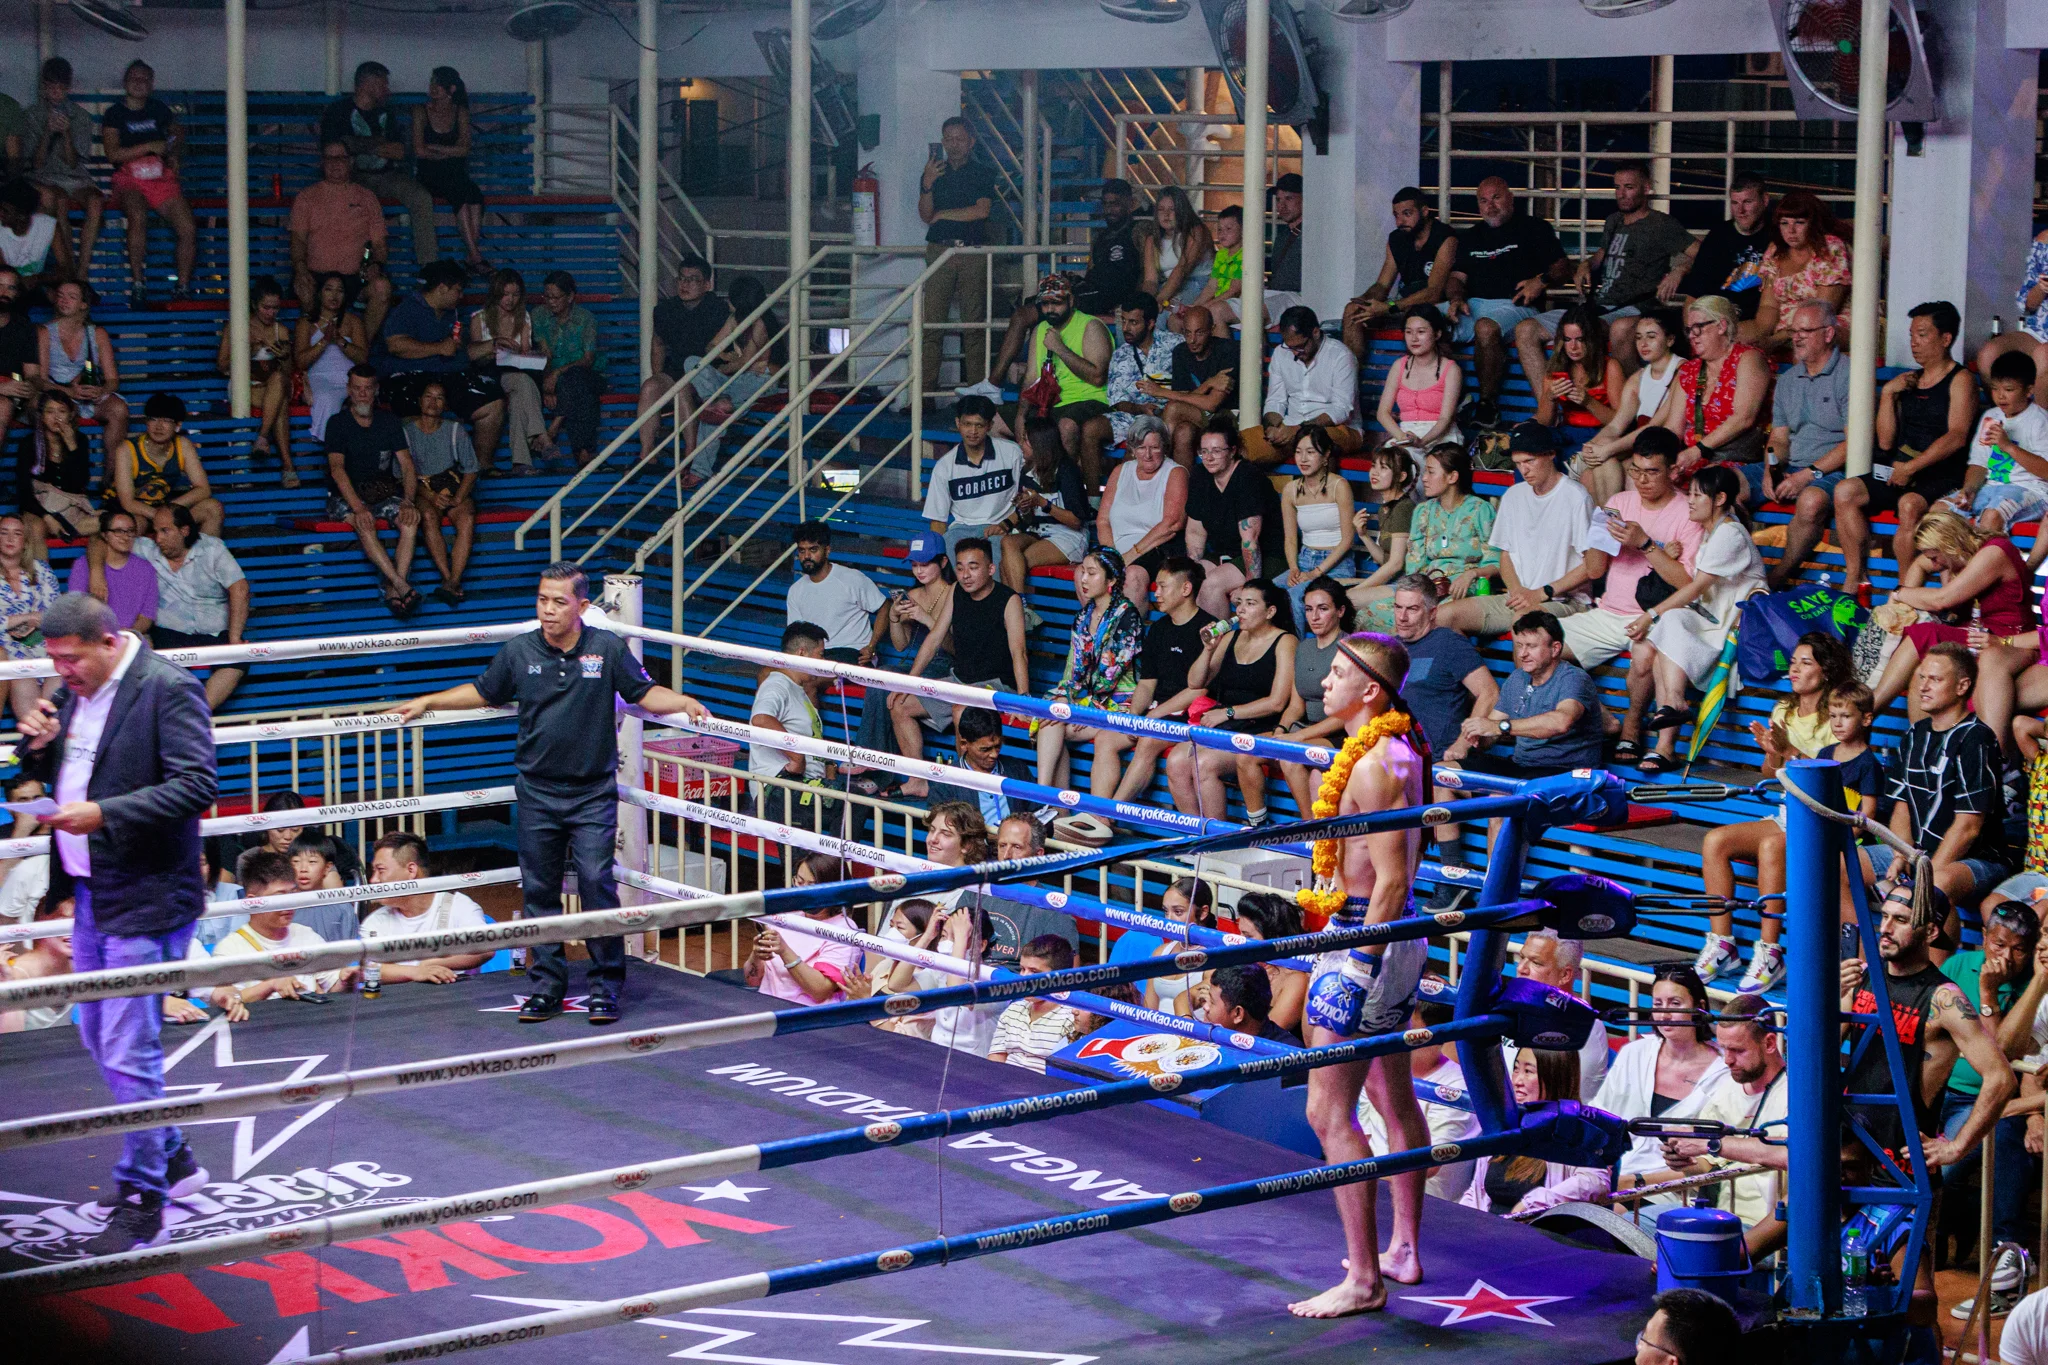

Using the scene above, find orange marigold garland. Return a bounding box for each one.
[1295,711,1414,926]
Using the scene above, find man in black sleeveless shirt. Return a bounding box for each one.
[888,538,1031,799]
[1841,880,2014,1171]
[1341,187,1458,361]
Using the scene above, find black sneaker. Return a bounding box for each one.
[1469,398,1500,429]
[81,1191,167,1257]
[585,990,621,1027]
[164,1143,209,1202]
[518,990,565,1023]
[1425,881,1471,913]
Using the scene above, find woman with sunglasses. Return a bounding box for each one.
[1660,295,1771,477]
[1591,962,1729,1204]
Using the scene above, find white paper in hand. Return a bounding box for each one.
[1584,513,1625,557]
[0,797,60,818]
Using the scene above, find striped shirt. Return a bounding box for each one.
[1888,716,2009,867]
[988,1001,1088,1074]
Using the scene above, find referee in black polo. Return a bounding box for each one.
[393,563,707,1025]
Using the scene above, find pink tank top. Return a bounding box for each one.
[1392,355,1449,426]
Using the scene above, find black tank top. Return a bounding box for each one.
[950,582,1021,690]
[1212,630,1283,714]
[1389,220,1454,300]
[422,111,463,150]
[1845,961,1950,1157]
[1890,366,1971,475]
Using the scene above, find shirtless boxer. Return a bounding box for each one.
[1289,632,1432,1318]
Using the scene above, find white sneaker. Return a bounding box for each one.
[1694,933,1741,982]
[1737,942,1786,994]
[1951,1249,2027,1318]
[955,380,1005,401]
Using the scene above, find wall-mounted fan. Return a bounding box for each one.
[1197,0,1324,133]
[816,0,887,39]
[1101,0,1194,20]
[70,0,148,41]
[1768,0,1937,122]
[505,1,587,43]
[1577,0,1678,15]
[1312,0,1413,19]
[755,29,859,149]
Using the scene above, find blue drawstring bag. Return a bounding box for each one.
[1736,586,1870,685]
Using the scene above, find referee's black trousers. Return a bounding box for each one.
[515,774,626,994]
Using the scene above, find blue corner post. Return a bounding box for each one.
[1452,810,1529,1137]
[1783,758,1845,1320]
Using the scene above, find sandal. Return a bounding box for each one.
[391,588,423,618]
[1612,738,1643,764]
[1644,706,1691,733]
[280,468,301,490]
[849,775,899,799]
[1637,751,1675,775]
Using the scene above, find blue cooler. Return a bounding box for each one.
[1655,1206,1750,1299]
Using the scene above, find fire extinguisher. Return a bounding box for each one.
[852,163,880,248]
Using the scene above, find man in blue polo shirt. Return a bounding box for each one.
[1456,610,1604,778]
[391,564,708,1025]
[1762,299,1852,589]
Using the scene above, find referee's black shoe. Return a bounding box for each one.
[518,990,565,1023]
[586,989,621,1026]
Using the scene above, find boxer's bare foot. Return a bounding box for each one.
[1379,1242,1423,1285]
[899,779,929,799]
[1289,1276,1387,1319]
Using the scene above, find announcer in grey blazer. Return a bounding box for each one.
[18,593,218,1255]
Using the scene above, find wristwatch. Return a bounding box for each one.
[1224,706,1237,721]
[1497,718,1513,737]
[1541,584,1556,601]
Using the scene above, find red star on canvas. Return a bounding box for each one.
[1402,1278,1572,1327]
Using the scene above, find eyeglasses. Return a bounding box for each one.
[104,525,135,536]
[1635,1330,1682,1364]
[1684,321,1716,335]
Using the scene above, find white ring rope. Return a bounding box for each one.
[0,868,526,947]
[208,705,516,746]
[0,784,516,876]
[0,619,539,681]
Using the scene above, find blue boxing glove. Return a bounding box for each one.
[1305,949,1381,1038]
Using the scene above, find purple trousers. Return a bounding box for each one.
[71,884,194,1200]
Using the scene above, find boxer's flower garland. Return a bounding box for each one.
[1296,710,1414,923]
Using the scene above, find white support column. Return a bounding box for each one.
[324,0,345,96]
[1649,54,1673,214]
[1021,70,1040,281]
[1839,0,1885,479]
[226,0,251,419]
[1436,62,1452,218]
[1885,0,2038,362]
[37,0,53,67]
[528,40,547,193]
[637,0,659,382]
[1236,0,1269,428]
[1301,11,1420,323]
[1184,67,1206,213]
[603,576,651,960]
[789,0,812,508]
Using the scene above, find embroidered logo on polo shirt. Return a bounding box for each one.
[580,654,604,678]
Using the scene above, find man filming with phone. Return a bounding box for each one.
[918,117,997,396]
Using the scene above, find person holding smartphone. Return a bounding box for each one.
[918,117,997,394]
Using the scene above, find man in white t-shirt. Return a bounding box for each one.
[1503,929,1610,1101]
[923,394,1023,562]
[786,520,888,665]
[1637,994,1788,1259]
[212,849,358,1001]
[1438,423,1605,639]
[0,179,69,292]
[358,832,489,984]
[748,621,838,830]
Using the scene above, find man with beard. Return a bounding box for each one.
[1145,302,1237,465]
[1017,275,1113,485]
[1290,633,1431,1319]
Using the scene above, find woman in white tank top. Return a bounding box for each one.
[1576,309,1683,504]
[1280,426,1358,628]
[1096,417,1189,605]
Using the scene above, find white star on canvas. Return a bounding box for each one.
[677,1180,769,1203]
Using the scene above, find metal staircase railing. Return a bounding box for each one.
[961,78,1053,246]
[1049,67,1192,196]
[612,105,718,293]
[513,246,833,567]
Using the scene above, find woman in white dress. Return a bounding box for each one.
[294,272,370,452]
[1627,465,1767,774]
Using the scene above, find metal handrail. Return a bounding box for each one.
[514,246,832,561]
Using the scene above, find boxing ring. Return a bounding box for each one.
[0,586,1922,1364]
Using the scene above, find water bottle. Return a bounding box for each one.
[362,958,381,999]
[1841,1233,1869,1318]
[1992,315,2005,337]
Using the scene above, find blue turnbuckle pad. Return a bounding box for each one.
[1520,768,1629,832]
[1491,974,1602,1051]
[1531,872,1639,939]
[1517,1099,1633,1170]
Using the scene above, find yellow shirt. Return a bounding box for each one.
[1770,699,1831,759]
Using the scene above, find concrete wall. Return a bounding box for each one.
[1384,0,1778,61]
